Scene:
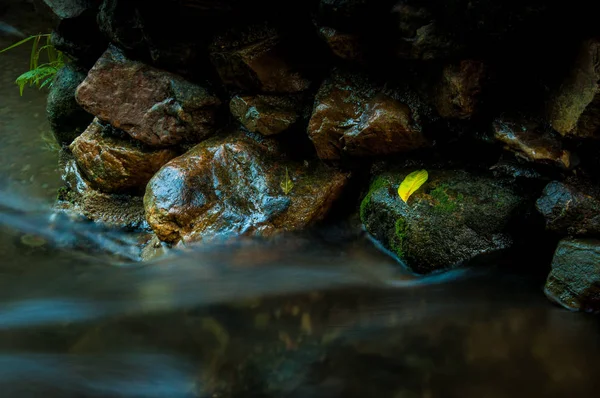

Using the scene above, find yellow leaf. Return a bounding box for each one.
[398,169,428,203]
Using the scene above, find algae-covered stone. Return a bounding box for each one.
[544,239,600,313]
[144,130,349,244]
[69,119,178,194]
[46,64,94,145]
[360,169,527,274]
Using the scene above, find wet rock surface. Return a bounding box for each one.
[548,39,600,139]
[75,46,222,147]
[209,24,311,93]
[42,0,99,20]
[360,169,528,274]
[545,239,600,313]
[434,60,486,119]
[229,95,299,136]
[317,26,365,61]
[307,70,431,160]
[536,180,600,237]
[69,119,178,194]
[492,117,576,170]
[144,130,349,244]
[46,64,94,145]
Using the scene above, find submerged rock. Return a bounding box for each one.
[229,95,299,136]
[307,69,430,160]
[209,24,311,93]
[69,119,178,194]
[434,60,486,119]
[536,180,600,237]
[144,130,349,244]
[492,117,576,170]
[360,169,527,274]
[544,239,600,313]
[46,64,94,145]
[548,39,600,139]
[75,46,222,147]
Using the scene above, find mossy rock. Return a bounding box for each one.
[360,169,529,274]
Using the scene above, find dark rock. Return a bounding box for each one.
[492,117,576,170]
[69,119,179,194]
[46,64,94,145]
[229,95,299,136]
[209,24,311,93]
[548,39,600,139]
[536,180,600,237]
[360,169,528,274]
[56,149,148,230]
[307,69,431,160]
[544,239,600,313]
[50,13,108,68]
[144,130,349,244]
[435,60,486,119]
[317,26,365,61]
[97,0,145,51]
[75,46,222,147]
[43,0,99,19]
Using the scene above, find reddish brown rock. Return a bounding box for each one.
[435,60,486,119]
[229,95,299,136]
[307,70,430,160]
[548,39,600,139]
[75,46,221,147]
[144,130,349,243]
[318,26,365,61]
[492,117,576,170]
[209,25,310,93]
[70,119,179,194]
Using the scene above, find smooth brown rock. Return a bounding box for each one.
[209,25,310,93]
[492,117,575,170]
[548,39,600,139]
[229,95,299,136]
[70,119,178,194]
[307,70,430,160]
[318,26,364,61]
[435,60,486,119]
[343,93,428,156]
[144,130,348,243]
[76,46,221,147]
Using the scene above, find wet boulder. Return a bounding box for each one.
[69,119,178,194]
[360,169,528,274]
[535,180,600,237]
[317,26,365,61]
[75,46,222,147]
[548,39,600,139]
[492,117,576,170]
[144,130,349,244]
[43,0,99,19]
[544,239,600,313]
[434,60,486,119]
[209,24,311,93]
[46,64,94,145]
[307,69,431,160]
[229,95,299,136]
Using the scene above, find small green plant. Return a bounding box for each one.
[0,33,65,95]
[280,167,294,195]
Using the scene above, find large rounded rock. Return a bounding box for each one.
[307,69,431,160]
[360,169,528,274]
[69,119,179,194]
[42,0,99,19]
[548,39,600,139]
[46,64,94,145]
[492,116,576,170]
[544,239,600,313]
[75,46,222,147]
[144,130,349,244]
[434,60,486,119]
[229,95,299,136]
[536,180,600,237]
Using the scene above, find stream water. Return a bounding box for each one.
[1,5,600,398]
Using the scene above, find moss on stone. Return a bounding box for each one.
[359,175,390,222]
[430,184,463,213]
[390,217,407,258]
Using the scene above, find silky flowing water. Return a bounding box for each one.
[1,7,600,398]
